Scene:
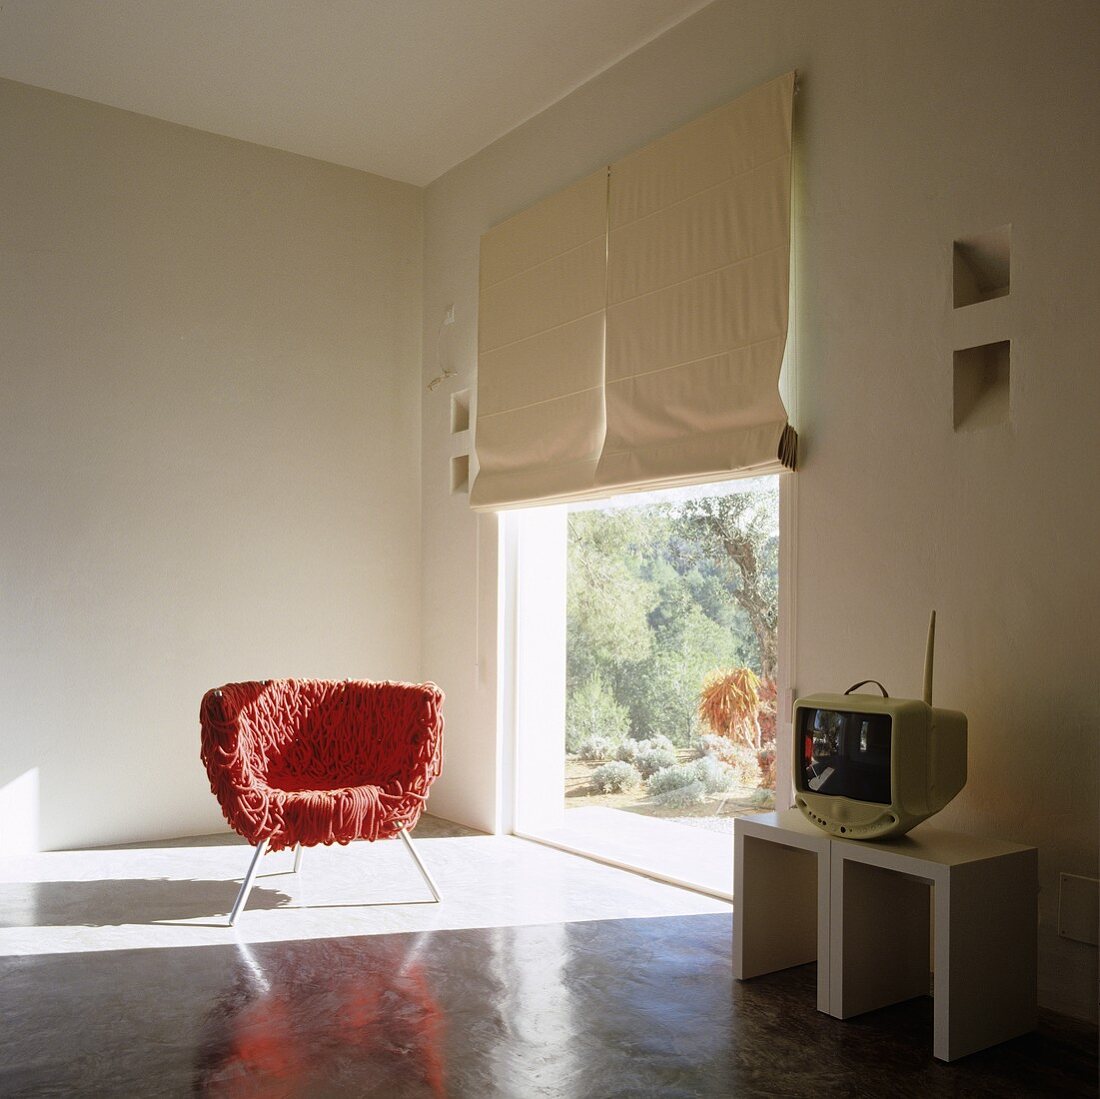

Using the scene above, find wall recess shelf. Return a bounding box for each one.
[953,225,1011,308]
[953,340,1010,431]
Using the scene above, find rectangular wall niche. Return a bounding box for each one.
[450,390,470,434]
[953,340,1010,431]
[450,454,470,495]
[953,225,1011,308]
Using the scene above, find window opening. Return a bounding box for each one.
[510,475,781,898]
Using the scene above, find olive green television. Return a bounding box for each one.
[793,613,967,840]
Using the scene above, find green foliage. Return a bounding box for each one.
[565,673,630,754]
[621,608,739,746]
[590,760,641,793]
[565,481,779,781]
[623,663,697,744]
[566,510,657,692]
[670,489,779,679]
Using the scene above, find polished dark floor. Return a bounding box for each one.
[2,913,1095,1098]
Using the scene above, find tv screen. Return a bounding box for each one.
[800,707,892,804]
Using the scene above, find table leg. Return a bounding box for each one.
[933,851,1037,1061]
[734,832,824,1007]
[831,856,931,1019]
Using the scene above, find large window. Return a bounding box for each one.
[506,476,783,898]
[565,477,779,826]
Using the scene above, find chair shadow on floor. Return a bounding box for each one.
[0,878,293,928]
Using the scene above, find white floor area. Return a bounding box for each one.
[527,806,734,899]
[0,828,730,958]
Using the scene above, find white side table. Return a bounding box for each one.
[733,810,1038,1062]
[830,825,1038,1061]
[733,810,832,1012]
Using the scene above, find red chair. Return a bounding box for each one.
[200,678,444,924]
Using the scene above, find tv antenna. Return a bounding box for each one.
[922,610,936,706]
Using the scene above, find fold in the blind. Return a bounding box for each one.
[469,169,608,509]
[595,70,796,492]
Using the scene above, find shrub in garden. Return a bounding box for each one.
[698,666,762,747]
[576,735,617,761]
[756,744,777,788]
[693,755,738,795]
[657,778,707,809]
[615,739,641,763]
[647,757,740,800]
[617,733,676,764]
[635,746,678,779]
[646,763,700,797]
[726,745,761,788]
[698,733,761,788]
[591,760,641,793]
[685,735,708,760]
[698,732,737,764]
[757,676,778,747]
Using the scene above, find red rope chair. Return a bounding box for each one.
[200,679,444,924]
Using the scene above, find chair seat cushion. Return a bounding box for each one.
[266,772,384,794]
[263,783,419,850]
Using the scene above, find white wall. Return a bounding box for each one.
[0,79,424,850]
[420,0,1100,1020]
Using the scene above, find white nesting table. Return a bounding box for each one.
[733,809,832,1012]
[733,809,1038,1062]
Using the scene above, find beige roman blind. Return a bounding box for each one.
[471,71,796,510]
[469,169,608,509]
[596,71,796,491]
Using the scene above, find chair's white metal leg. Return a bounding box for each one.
[293,844,304,874]
[229,839,269,926]
[399,827,441,902]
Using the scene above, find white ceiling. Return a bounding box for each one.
[0,0,711,185]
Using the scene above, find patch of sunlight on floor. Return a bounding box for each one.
[0,818,729,958]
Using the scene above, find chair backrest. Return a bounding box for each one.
[202,678,444,790]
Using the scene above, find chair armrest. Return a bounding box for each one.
[366,681,444,795]
[200,684,276,842]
